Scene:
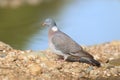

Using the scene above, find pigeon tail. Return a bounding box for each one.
[79,57,101,67]
[65,56,101,67]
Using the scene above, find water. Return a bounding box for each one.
[0,0,120,50]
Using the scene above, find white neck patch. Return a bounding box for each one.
[52,26,58,32]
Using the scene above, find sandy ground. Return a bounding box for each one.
[0,41,120,80]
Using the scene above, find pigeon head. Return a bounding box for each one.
[42,18,56,27]
[43,18,59,32]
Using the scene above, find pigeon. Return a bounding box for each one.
[42,18,101,67]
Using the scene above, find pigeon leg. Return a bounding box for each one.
[62,55,70,61]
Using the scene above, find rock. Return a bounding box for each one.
[97,76,120,80]
[0,41,12,51]
[109,58,120,66]
[0,52,7,58]
[110,41,120,45]
[28,63,42,75]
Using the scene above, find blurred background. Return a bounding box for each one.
[0,0,120,50]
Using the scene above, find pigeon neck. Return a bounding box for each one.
[51,26,58,32]
[48,26,59,39]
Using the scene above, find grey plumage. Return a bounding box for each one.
[43,18,101,67]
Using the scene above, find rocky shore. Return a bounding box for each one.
[0,41,120,80]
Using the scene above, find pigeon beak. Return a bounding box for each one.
[42,23,45,26]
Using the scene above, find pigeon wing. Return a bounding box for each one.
[52,31,93,58]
